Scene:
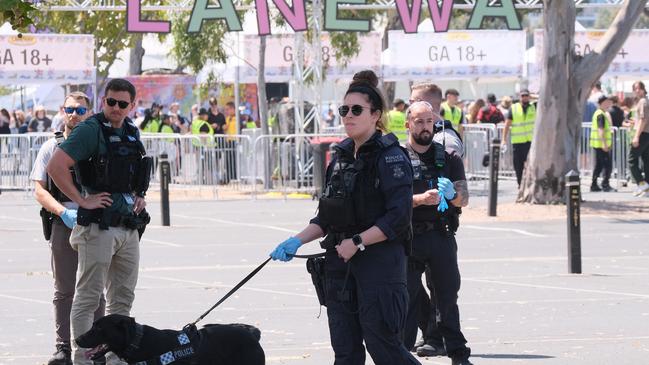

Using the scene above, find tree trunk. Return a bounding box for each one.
[129,33,145,75]
[257,36,271,188]
[519,0,644,204]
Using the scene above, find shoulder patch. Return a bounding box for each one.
[392,164,405,179]
[384,154,405,164]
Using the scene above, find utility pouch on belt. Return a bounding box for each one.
[40,208,53,241]
[306,257,326,306]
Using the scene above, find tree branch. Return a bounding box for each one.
[575,1,645,86]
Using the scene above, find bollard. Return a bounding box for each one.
[488,138,501,217]
[159,153,171,226]
[566,170,581,274]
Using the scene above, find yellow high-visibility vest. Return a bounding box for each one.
[510,102,536,144]
[590,109,612,149]
[441,102,462,131]
[191,119,214,147]
[387,110,407,142]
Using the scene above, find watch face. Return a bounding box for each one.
[353,235,362,245]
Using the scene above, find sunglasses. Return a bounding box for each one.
[64,106,87,115]
[338,105,369,117]
[106,97,130,109]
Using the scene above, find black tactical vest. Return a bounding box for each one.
[318,133,397,235]
[407,142,460,226]
[77,114,151,195]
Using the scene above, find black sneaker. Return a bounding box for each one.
[452,357,474,365]
[47,343,72,365]
[416,344,447,357]
[590,183,602,192]
[411,338,425,352]
[602,184,616,192]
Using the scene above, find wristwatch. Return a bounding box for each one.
[352,234,365,251]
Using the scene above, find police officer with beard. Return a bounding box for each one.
[403,101,473,365]
[270,70,419,365]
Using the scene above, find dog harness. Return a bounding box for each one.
[130,324,200,365]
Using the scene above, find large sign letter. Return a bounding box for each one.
[426,0,453,32]
[394,0,422,34]
[126,0,170,33]
[467,0,521,30]
[324,0,371,32]
[256,0,308,35]
[188,0,243,33]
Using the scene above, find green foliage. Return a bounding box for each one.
[35,6,136,79]
[170,13,228,73]
[0,0,38,32]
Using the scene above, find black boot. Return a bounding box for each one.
[590,181,601,192]
[601,182,616,192]
[47,343,72,365]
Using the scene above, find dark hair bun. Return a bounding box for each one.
[352,70,379,88]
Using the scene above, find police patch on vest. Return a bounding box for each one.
[392,165,405,178]
[385,154,405,164]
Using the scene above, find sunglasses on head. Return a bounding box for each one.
[106,97,130,109]
[64,106,87,115]
[338,104,369,117]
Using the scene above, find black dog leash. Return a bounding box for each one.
[189,252,326,326]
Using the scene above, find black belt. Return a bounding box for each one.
[77,208,149,230]
[412,221,449,234]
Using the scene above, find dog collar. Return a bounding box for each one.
[122,323,145,359]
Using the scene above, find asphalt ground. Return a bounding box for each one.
[0,186,648,365]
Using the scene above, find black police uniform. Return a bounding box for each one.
[310,131,420,365]
[403,141,471,361]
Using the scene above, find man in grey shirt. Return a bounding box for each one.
[30,92,105,365]
[630,81,649,197]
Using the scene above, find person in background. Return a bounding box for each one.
[477,93,504,124]
[608,96,625,128]
[629,81,649,197]
[441,89,464,134]
[28,105,53,132]
[498,95,512,117]
[466,99,485,124]
[207,97,226,134]
[387,98,408,142]
[590,95,614,192]
[140,103,162,133]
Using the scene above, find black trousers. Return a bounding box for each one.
[512,142,531,186]
[593,148,612,186]
[628,132,649,185]
[405,229,470,360]
[324,242,420,365]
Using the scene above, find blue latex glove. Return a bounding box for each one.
[437,177,456,200]
[270,237,302,262]
[60,208,77,229]
[437,192,448,212]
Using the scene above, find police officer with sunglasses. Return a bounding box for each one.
[47,79,152,365]
[30,92,106,365]
[270,70,420,365]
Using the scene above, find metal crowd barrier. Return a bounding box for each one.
[1,126,635,196]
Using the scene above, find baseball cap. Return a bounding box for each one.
[198,108,209,116]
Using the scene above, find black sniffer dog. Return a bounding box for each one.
[75,314,264,365]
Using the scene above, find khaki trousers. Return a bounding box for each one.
[50,220,105,345]
[69,223,139,365]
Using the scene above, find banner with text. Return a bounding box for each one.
[0,34,95,85]
[383,30,525,80]
[242,33,381,83]
[532,30,649,77]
